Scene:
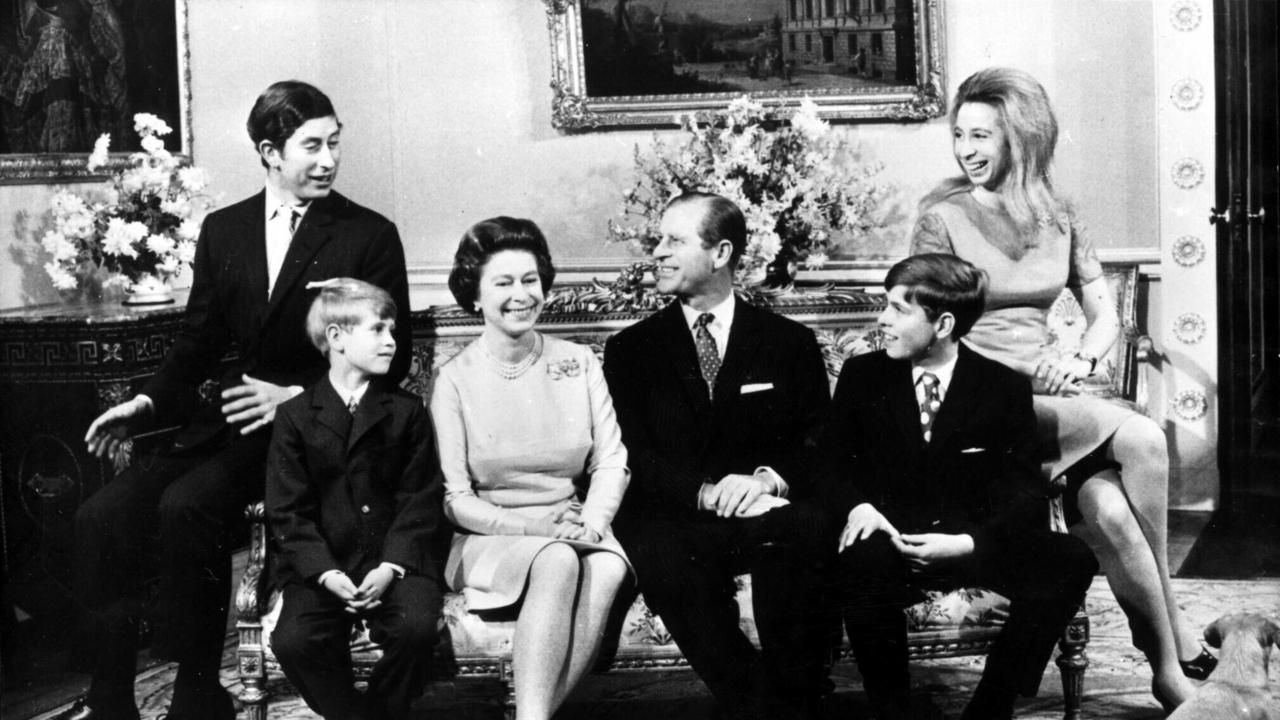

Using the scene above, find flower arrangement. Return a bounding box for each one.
[608,96,887,286]
[41,113,214,301]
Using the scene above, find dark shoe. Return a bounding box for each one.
[53,699,140,720]
[1180,646,1218,680]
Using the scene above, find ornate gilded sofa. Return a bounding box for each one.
[235,265,1146,720]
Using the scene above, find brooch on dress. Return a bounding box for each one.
[545,358,582,380]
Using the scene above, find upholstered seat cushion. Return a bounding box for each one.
[256,578,1010,666]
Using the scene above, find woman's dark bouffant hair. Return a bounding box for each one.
[448,217,557,314]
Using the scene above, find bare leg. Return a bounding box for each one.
[1105,415,1203,660]
[549,552,629,711]
[513,543,580,720]
[1070,471,1194,710]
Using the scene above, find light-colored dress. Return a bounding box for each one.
[429,334,630,611]
[911,191,1136,481]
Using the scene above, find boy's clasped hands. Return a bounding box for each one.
[320,564,399,614]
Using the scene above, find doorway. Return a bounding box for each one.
[1216,0,1279,513]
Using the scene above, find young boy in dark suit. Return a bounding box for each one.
[820,254,1098,720]
[266,278,441,720]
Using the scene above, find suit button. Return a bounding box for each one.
[361,505,371,514]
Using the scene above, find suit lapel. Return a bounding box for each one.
[312,378,353,448]
[711,298,763,412]
[242,191,270,304]
[886,358,926,450]
[348,385,391,451]
[928,346,981,450]
[657,303,714,417]
[264,194,337,326]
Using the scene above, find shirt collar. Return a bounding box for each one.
[263,183,310,223]
[680,292,736,332]
[327,375,369,411]
[912,353,959,396]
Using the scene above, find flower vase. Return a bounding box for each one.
[761,256,799,290]
[122,275,175,306]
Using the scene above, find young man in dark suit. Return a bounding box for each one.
[67,81,412,720]
[603,192,835,720]
[267,278,439,720]
[821,254,1098,720]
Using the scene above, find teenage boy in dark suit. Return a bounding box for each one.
[821,254,1098,720]
[267,278,440,720]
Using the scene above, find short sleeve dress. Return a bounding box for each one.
[910,191,1136,484]
[429,334,631,611]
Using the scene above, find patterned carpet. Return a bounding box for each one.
[28,576,1280,720]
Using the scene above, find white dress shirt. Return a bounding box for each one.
[263,185,310,298]
[681,294,789,501]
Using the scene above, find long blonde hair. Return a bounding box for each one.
[920,67,1064,231]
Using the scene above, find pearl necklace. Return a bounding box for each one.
[480,333,543,380]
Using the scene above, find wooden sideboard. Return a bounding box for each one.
[0,295,199,633]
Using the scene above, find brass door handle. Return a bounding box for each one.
[1210,206,1231,225]
[1245,207,1266,223]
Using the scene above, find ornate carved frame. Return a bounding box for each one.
[544,0,946,131]
[0,0,193,184]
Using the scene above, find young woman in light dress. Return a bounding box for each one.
[910,67,1213,712]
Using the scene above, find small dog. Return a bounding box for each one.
[1168,613,1280,720]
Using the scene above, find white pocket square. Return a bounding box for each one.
[960,447,987,454]
[740,383,774,394]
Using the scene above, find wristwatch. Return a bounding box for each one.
[1074,352,1099,375]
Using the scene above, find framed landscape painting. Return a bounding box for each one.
[546,0,945,130]
[0,0,191,183]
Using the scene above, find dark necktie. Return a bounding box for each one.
[693,312,721,398]
[919,372,940,442]
[289,208,302,236]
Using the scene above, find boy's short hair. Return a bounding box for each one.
[884,254,988,338]
[305,277,397,356]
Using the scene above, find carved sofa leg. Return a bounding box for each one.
[1055,606,1090,720]
[236,502,272,720]
[499,657,516,720]
[236,619,268,720]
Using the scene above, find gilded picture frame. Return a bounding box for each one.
[545,0,945,131]
[0,0,192,184]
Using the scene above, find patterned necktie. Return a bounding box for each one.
[289,208,302,236]
[347,396,359,415]
[919,372,941,442]
[693,312,721,398]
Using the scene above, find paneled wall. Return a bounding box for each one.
[0,0,1220,508]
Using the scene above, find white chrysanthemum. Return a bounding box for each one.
[177,218,201,242]
[175,240,196,264]
[140,134,166,155]
[133,113,173,137]
[45,261,78,290]
[790,98,828,140]
[160,196,192,219]
[41,230,78,261]
[101,218,143,257]
[87,134,112,172]
[804,252,829,270]
[177,166,208,192]
[156,254,181,277]
[146,233,176,256]
[55,210,95,240]
[50,189,88,218]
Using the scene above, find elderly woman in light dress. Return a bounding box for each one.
[429,216,631,720]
